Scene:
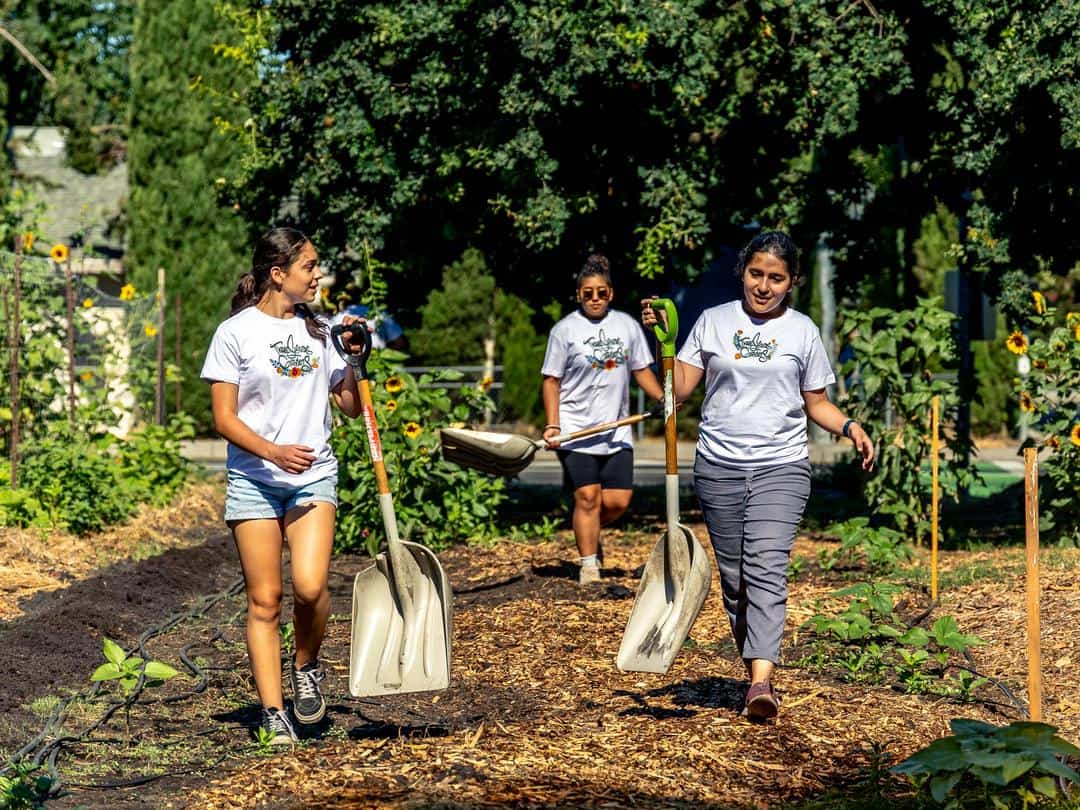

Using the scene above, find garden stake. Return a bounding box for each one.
[1023,447,1042,721]
[155,267,165,425]
[62,250,76,427]
[617,298,710,674]
[333,324,452,697]
[930,395,939,601]
[9,236,23,488]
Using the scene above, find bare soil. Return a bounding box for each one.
[1,486,1077,809]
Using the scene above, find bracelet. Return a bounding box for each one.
[544,424,561,431]
[842,419,856,438]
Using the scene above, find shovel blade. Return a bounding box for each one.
[348,541,452,697]
[616,522,711,674]
[439,428,538,477]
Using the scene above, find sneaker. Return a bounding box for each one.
[290,659,327,724]
[578,564,601,586]
[743,680,779,720]
[260,707,298,745]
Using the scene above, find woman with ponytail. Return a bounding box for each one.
[201,227,366,745]
[541,254,663,586]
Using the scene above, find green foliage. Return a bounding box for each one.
[839,299,979,538]
[0,761,52,810]
[90,637,181,697]
[892,719,1080,808]
[820,518,914,576]
[127,0,251,431]
[332,351,507,555]
[114,416,196,506]
[1004,280,1080,547]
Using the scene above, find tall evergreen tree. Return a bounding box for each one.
[128,0,249,428]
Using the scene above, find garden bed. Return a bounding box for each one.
[1,500,1076,809]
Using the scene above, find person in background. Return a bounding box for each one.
[542,254,663,585]
[332,303,408,351]
[202,227,366,745]
[642,230,874,721]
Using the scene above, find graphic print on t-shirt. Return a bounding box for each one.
[584,329,628,371]
[732,329,778,363]
[269,334,320,378]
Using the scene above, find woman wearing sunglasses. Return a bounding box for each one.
[541,254,663,585]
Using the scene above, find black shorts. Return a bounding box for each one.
[557,448,634,490]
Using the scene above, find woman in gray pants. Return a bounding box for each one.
[641,230,874,720]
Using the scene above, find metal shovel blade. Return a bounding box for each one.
[616,521,711,674]
[348,539,452,697]
[439,428,538,477]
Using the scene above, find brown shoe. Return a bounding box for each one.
[743,680,779,720]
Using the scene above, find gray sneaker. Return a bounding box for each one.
[290,659,327,724]
[260,707,297,745]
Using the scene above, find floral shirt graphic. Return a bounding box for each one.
[269,334,319,378]
[584,329,629,371]
[733,329,778,362]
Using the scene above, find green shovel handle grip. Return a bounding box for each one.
[650,298,678,358]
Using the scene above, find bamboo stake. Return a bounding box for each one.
[174,293,182,415]
[1023,447,1042,721]
[155,268,165,425]
[9,238,22,488]
[930,395,940,601]
[63,252,77,427]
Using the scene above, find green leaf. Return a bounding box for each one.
[103,638,126,667]
[929,771,963,803]
[1001,757,1036,784]
[893,737,965,775]
[91,662,123,681]
[143,661,180,680]
[1030,775,1059,797]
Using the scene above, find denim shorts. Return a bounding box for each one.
[224,470,338,522]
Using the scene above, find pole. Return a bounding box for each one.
[1023,447,1042,721]
[63,252,77,427]
[930,395,940,601]
[10,238,23,488]
[174,293,182,415]
[155,268,165,425]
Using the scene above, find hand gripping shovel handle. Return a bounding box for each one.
[543,401,664,447]
[331,323,415,681]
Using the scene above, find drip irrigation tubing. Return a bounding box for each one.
[2,576,245,797]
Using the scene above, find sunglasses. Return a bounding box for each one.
[580,288,610,301]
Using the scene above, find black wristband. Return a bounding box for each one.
[842,419,856,438]
[544,424,561,431]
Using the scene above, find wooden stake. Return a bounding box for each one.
[174,293,182,415]
[1023,447,1042,721]
[155,268,166,425]
[9,238,22,488]
[63,252,77,427]
[930,395,940,601]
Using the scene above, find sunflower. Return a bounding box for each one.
[1032,290,1046,314]
[1044,435,1060,451]
[385,376,404,393]
[1019,392,1035,413]
[1005,330,1028,355]
[479,375,494,392]
[119,283,136,301]
[403,421,422,439]
[22,232,34,252]
[385,399,398,413]
[144,323,158,338]
[1072,424,1080,448]
[80,371,93,383]
[1074,325,1080,342]
[50,243,69,263]
[1033,358,1047,370]
[1067,312,1079,328]
[82,298,94,309]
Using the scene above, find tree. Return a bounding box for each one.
[127,0,250,428]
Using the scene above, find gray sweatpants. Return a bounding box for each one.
[693,455,812,663]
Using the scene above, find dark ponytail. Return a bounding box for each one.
[576,253,613,288]
[734,230,801,281]
[232,227,327,344]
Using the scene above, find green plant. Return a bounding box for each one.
[114,415,196,506]
[787,554,809,582]
[950,669,990,704]
[822,518,914,576]
[332,351,507,555]
[90,638,180,697]
[252,726,277,756]
[0,761,53,810]
[892,719,1080,808]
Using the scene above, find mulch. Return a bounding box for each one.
[3,497,1077,809]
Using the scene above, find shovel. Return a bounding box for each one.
[331,324,452,697]
[616,299,711,674]
[439,403,663,478]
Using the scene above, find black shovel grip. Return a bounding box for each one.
[330,322,373,378]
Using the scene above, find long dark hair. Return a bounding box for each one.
[576,253,612,288]
[231,227,327,343]
[734,230,801,281]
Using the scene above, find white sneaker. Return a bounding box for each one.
[578,564,601,585]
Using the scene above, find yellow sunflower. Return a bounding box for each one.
[50,243,69,263]
[403,422,422,439]
[385,399,398,413]
[1072,424,1080,448]
[144,323,158,338]
[385,376,404,394]
[1033,358,1047,370]
[22,232,34,252]
[1067,312,1079,328]
[1074,324,1080,342]
[1019,392,1035,413]
[119,283,136,301]
[1005,330,1028,355]
[479,375,494,392]
[1044,435,1060,451]
[1032,290,1046,314]
[80,371,93,383]
[82,298,94,309]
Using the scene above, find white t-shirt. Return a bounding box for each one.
[678,300,835,468]
[200,307,349,485]
[541,309,654,455]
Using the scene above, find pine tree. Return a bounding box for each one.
[127,0,249,428]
